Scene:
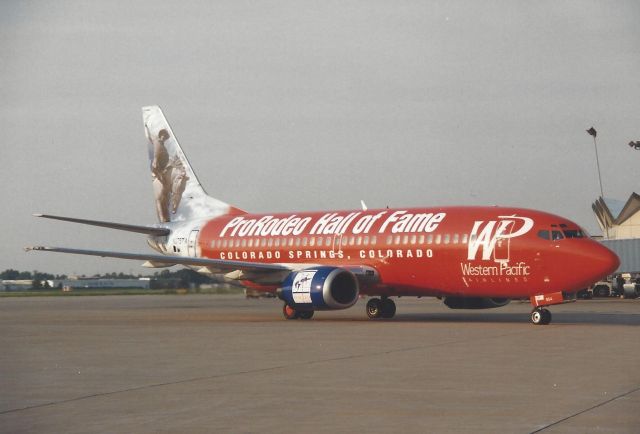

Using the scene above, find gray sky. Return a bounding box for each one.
[2,1,639,275]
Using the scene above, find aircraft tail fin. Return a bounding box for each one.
[142,106,245,222]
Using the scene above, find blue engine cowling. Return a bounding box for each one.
[278,266,359,310]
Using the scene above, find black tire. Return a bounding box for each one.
[298,310,314,320]
[541,308,552,325]
[531,309,543,325]
[380,298,396,319]
[283,304,299,320]
[366,298,382,319]
[593,285,610,298]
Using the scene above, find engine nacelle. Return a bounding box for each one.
[278,266,359,310]
[443,297,510,310]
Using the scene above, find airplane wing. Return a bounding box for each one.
[33,214,170,236]
[25,246,291,284]
[25,246,380,287]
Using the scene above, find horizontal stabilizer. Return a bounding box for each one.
[25,246,290,275]
[33,214,170,236]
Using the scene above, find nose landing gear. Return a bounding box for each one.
[530,307,552,325]
[529,291,568,325]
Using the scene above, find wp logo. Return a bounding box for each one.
[467,216,534,261]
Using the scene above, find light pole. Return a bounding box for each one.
[587,127,605,201]
[587,127,609,238]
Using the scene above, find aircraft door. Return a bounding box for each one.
[493,221,513,263]
[332,233,343,255]
[187,229,200,257]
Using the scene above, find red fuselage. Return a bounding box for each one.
[197,206,619,299]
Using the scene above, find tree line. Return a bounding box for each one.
[1,268,222,289]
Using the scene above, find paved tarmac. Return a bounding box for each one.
[0,294,638,433]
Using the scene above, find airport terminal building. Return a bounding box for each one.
[593,193,640,275]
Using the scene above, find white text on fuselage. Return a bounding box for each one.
[219,211,447,237]
[219,249,434,261]
[460,261,530,277]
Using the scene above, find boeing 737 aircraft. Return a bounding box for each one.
[27,106,619,325]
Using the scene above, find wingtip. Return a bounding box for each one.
[24,246,47,252]
[32,213,44,217]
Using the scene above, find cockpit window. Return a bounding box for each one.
[542,223,586,240]
[537,230,550,240]
[562,229,584,238]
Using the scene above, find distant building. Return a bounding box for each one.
[45,278,151,290]
[592,193,640,274]
[592,193,640,239]
[1,280,33,291]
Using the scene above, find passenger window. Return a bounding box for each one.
[363,235,369,245]
[268,238,273,247]
[309,237,315,247]
[402,235,409,245]
[295,238,301,247]
[242,239,247,247]
[443,234,450,244]
[371,236,377,245]
[419,235,425,244]
[462,234,468,244]
[435,234,442,244]
[453,234,459,244]
[394,235,401,245]
[274,238,280,247]
[427,234,433,244]
[410,235,417,244]
[317,237,323,247]
[261,238,267,247]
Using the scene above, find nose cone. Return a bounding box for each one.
[587,242,620,281]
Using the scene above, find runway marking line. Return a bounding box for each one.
[529,385,640,433]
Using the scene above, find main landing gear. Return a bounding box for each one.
[282,303,314,320]
[530,307,552,325]
[366,297,396,319]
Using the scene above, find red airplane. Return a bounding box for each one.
[27,106,619,325]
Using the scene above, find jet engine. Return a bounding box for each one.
[277,266,359,310]
[443,297,510,309]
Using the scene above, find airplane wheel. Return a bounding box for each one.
[531,309,543,325]
[283,304,299,320]
[298,310,314,320]
[366,298,382,319]
[380,298,396,319]
[541,308,552,325]
[531,308,551,325]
